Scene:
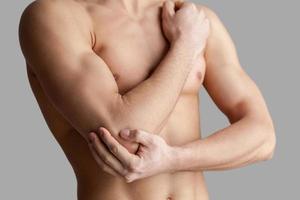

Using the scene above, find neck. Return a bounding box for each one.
[104,0,164,15]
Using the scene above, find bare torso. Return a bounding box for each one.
[27,0,209,199]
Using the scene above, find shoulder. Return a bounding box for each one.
[19,0,93,46]
[20,0,71,22]
[19,0,94,67]
[19,0,91,34]
[19,0,72,40]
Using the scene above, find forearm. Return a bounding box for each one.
[73,40,198,152]
[112,40,197,134]
[50,40,197,139]
[173,115,276,171]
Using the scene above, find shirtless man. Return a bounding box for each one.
[18,0,276,199]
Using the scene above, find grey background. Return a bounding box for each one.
[0,0,299,199]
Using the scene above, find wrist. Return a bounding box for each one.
[168,145,186,173]
[171,38,198,60]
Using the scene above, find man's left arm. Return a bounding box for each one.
[173,6,276,171]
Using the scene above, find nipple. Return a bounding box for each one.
[196,71,202,80]
[167,196,173,200]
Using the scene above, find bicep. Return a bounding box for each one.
[203,7,269,122]
[19,2,121,138]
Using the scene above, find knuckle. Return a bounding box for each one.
[131,129,139,139]
[111,146,118,154]
[126,159,139,172]
[102,156,110,164]
[100,163,108,171]
[184,2,192,6]
[129,159,142,173]
[102,166,109,172]
[136,129,142,134]
[204,18,210,28]
[124,174,134,183]
[153,137,161,145]
[122,168,129,176]
[149,135,156,142]
[198,7,204,13]
[127,162,136,172]
[186,2,196,10]
[198,9,204,17]
[147,137,154,145]
[165,0,171,6]
[191,3,197,10]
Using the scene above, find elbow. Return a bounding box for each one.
[111,94,161,134]
[109,94,136,132]
[257,120,276,162]
[259,142,275,161]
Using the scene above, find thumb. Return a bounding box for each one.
[120,129,153,146]
[162,0,175,19]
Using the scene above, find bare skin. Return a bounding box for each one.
[19,0,276,200]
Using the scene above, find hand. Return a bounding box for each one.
[87,127,177,183]
[162,0,210,53]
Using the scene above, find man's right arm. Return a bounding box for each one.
[19,1,208,151]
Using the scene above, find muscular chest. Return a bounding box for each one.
[87,4,205,94]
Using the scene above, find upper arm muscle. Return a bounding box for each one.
[202,6,269,122]
[19,1,121,137]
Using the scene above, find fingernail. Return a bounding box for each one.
[99,127,105,136]
[88,134,94,144]
[120,129,130,137]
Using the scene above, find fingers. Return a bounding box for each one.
[88,142,121,177]
[198,8,206,22]
[202,18,210,34]
[162,0,175,19]
[198,11,210,37]
[180,1,197,11]
[174,0,184,11]
[89,132,127,176]
[98,127,137,168]
[89,129,144,183]
[120,129,154,147]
